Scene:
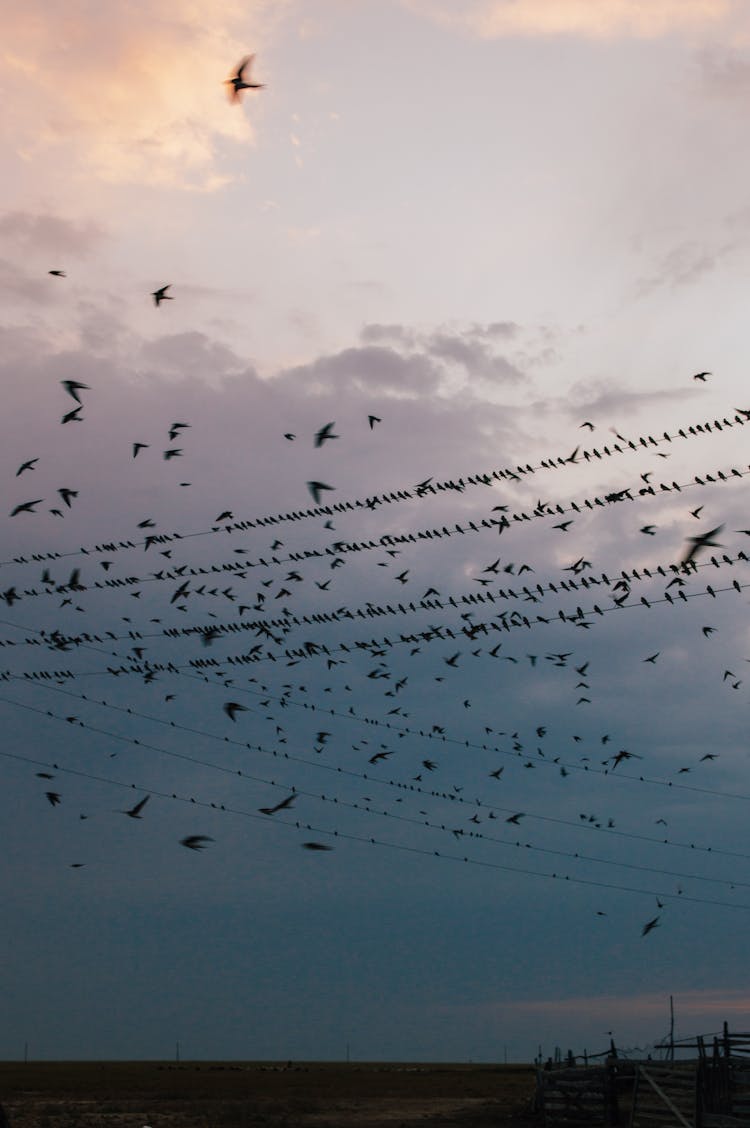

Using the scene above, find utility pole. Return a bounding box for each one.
[176,1040,180,1064]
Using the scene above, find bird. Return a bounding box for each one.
[168,422,190,441]
[506,812,524,825]
[302,842,332,851]
[45,792,61,806]
[644,653,660,664]
[314,422,339,447]
[226,55,265,102]
[692,371,710,381]
[640,525,656,536]
[681,525,724,566]
[307,481,335,504]
[641,916,660,936]
[15,458,39,476]
[223,701,248,721]
[58,488,78,508]
[180,835,214,850]
[258,793,297,816]
[10,499,43,516]
[61,380,90,403]
[61,406,84,424]
[368,415,381,429]
[121,795,150,819]
[49,269,66,277]
[132,443,149,458]
[152,285,173,307]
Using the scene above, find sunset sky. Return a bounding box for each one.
[2,0,750,1063]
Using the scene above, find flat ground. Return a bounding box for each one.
[0,1061,538,1128]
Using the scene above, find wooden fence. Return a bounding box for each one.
[535,1024,750,1128]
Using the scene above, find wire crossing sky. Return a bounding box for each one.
[2,0,750,1064]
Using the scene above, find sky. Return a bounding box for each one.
[1,0,750,1064]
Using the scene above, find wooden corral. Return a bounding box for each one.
[536,1026,750,1128]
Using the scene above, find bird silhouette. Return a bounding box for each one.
[15,458,39,476]
[121,795,150,819]
[49,269,66,277]
[223,701,248,721]
[180,835,214,850]
[641,916,660,936]
[307,481,335,504]
[226,55,265,102]
[61,406,84,424]
[314,422,339,447]
[692,371,710,381]
[259,793,297,816]
[302,842,333,851]
[10,499,43,516]
[681,524,724,566]
[61,380,90,404]
[152,285,173,307]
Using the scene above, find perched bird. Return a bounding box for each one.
[180,835,214,850]
[226,55,265,102]
[152,285,173,307]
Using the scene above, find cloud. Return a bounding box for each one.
[634,240,735,297]
[1,1,283,190]
[403,0,738,41]
[696,45,750,95]
[0,211,105,258]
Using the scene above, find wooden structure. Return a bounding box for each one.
[536,1025,750,1128]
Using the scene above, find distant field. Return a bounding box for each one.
[0,1060,538,1128]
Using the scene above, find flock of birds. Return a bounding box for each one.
[6,54,750,949]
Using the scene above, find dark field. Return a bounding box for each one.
[0,1061,538,1128]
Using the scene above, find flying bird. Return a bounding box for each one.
[641,916,660,936]
[152,285,173,307]
[368,415,381,429]
[61,406,84,424]
[45,792,61,806]
[10,499,43,516]
[61,380,90,404]
[681,524,725,566]
[15,459,38,476]
[302,842,333,851]
[259,793,297,816]
[132,443,149,458]
[223,701,248,721]
[226,55,265,102]
[49,269,66,277]
[121,795,150,819]
[180,835,214,850]
[307,481,335,504]
[692,371,710,381]
[314,422,339,447]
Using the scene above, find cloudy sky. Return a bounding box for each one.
[2,0,750,1064]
